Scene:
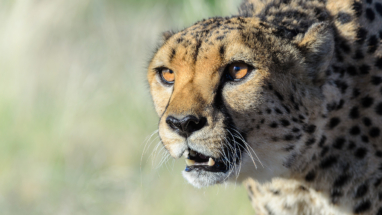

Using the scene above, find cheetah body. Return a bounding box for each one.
[147,0,382,214]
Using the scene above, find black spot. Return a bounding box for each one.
[361,96,374,108]
[339,41,351,52]
[349,106,360,119]
[334,80,348,93]
[274,91,284,101]
[282,105,290,114]
[355,184,368,198]
[192,40,202,63]
[303,124,316,134]
[346,66,358,76]
[376,102,382,115]
[359,64,371,75]
[268,83,273,90]
[337,99,345,110]
[333,137,346,149]
[318,135,327,147]
[292,127,300,133]
[354,148,367,159]
[280,119,290,127]
[328,117,341,129]
[285,145,294,151]
[352,88,361,98]
[306,138,315,146]
[271,189,280,195]
[169,48,176,62]
[266,108,271,114]
[216,35,225,41]
[260,119,265,124]
[219,45,225,59]
[353,2,363,17]
[376,57,382,70]
[366,0,372,3]
[375,178,382,187]
[354,200,371,213]
[363,117,372,126]
[353,49,364,59]
[334,174,350,187]
[362,135,369,143]
[292,117,298,123]
[366,8,375,21]
[356,28,367,44]
[321,146,329,157]
[348,141,356,150]
[372,76,382,85]
[375,150,382,157]
[337,12,352,24]
[375,3,382,16]
[377,207,382,215]
[367,35,379,53]
[320,156,338,169]
[284,135,294,141]
[269,122,278,128]
[298,115,305,120]
[275,108,283,114]
[331,190,342,203]
[369,127,380,137]
[349,126,361,135]
[305,171,316,182]
[176,38,184,43]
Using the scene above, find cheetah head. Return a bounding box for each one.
[147,17,334,188]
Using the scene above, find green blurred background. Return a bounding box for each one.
[0,0,254,214]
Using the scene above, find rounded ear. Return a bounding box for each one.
[294,22,334,85]
[162,30,174,42]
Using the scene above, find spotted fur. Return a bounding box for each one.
[147,0,382,214]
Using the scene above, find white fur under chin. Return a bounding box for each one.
[182,169,235,188]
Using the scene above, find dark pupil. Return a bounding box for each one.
[168,70,173,74]
[233,66,240,72]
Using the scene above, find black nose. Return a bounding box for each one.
[166,115,207,137]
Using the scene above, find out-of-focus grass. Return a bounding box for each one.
[0,0,254,214]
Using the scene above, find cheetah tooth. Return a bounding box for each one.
[183,150,189,158]
[208,157,215,166]
[186,158,195,166]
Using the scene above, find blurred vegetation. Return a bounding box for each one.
[0,0,254,214]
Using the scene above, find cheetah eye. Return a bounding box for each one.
[159,68,175,84]
[226,62,250,81]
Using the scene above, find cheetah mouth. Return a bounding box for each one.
[182,148,241,173]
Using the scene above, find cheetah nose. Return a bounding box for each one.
[166,115,207,137]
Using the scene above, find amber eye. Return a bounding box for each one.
[160,68,175,84]
[226,62,250,81]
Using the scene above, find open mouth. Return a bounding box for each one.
[183,149,235,173]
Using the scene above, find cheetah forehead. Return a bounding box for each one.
[151,16,302,71]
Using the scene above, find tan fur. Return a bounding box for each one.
[148,0,382,214]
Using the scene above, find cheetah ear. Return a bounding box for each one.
[162,30,175,42]
[295,22,334,84]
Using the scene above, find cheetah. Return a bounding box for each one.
[147,0,382,214]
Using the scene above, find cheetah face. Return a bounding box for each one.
[147,17,334,188]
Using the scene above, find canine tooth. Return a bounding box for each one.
[186,159,195,166]
[190,150,197,156]
[183,150,189,158]
[208,157,215,166]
